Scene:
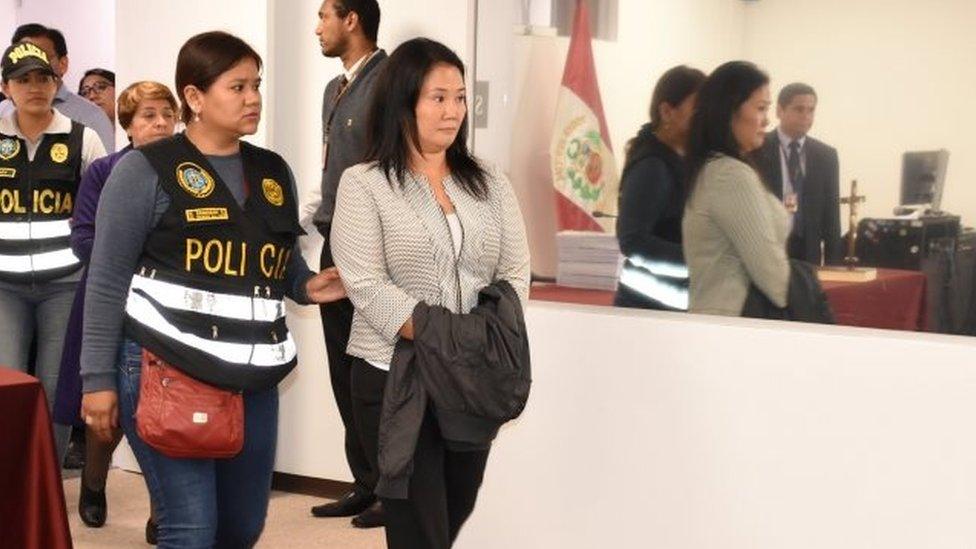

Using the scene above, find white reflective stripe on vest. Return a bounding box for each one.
[0,219,72,240]
[125,290,297,367]
[0,247,80,273]
[626,254,689,279]
[129,273,285,322]
[618,266,689,310]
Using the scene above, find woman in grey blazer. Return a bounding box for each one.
[682,61,790,316]
[331,38,530,549]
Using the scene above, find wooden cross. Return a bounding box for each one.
[839,179,866,267]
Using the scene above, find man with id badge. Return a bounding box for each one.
[307,0,388,529]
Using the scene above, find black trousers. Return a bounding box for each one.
[320,234,375,494]
[350,358,490,549]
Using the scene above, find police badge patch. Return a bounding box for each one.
[50,143,69,163]
[261,178,284,206]
[0,138,20,161]
[176,162,215,199]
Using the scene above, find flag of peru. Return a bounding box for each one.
[549,0,619,232]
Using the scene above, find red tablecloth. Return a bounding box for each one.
[0,367,72,549]
[820,269,927,331]
[530,268,927,331]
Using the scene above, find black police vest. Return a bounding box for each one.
[124,133,304,392]
[0,121,84,283]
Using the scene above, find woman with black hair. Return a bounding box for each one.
[79,31,344,547]
[615,65,704,311]
[682,61,790,316]
[331,37,530,548]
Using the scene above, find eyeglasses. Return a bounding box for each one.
[79,80,112,98]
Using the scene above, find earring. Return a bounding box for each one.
[193,110,200,123]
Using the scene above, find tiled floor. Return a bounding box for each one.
[63,470,386,548]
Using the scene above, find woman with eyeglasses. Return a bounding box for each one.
[78,68,115,125]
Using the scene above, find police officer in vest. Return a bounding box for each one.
[0,43,105,449]
[79,32,345,547]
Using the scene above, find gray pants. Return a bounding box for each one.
[0,280,77,459]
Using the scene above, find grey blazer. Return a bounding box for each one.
[330,162,530,364]
[313,50,387,232]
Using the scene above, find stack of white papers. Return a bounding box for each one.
[555,231,623,291]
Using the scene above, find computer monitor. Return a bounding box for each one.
[900,149,949,211]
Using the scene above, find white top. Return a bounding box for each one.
[445,212,463,259]
[367,210,464,372]
[0,109,106,173]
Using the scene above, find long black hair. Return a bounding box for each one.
[364,37,488,200]
[685,61,769,201]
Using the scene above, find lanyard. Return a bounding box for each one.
[324,49,379,139]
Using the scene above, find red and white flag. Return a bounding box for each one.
[550,0,618,232]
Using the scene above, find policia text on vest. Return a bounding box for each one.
[0,188,73,214]
[184,239,292,280]
[124,134,305,392]
[0,121,85,282]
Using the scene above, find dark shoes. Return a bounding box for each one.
[311,490,375,518]
[351,501,385,529]
[146,517,158,545]
[78,476,107,528]
[63,435,86,470]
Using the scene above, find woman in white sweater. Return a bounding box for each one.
[682,61,790,316]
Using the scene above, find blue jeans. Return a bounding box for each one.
[116,339,279,548]
[0,280,77,458]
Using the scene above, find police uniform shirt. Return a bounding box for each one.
[0,109,105,174]
[0,110,106,285]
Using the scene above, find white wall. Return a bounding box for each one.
[481,0,748,276]
[471,0,517,173]
[0,0,16,58]
[115,0,272,150]
[458,303,976,548]
[744,0,976,230]
[13,0,115,92]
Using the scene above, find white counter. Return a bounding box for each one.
[119,275,976,548]
[456,302,976,548]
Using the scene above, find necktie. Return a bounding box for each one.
[787,140,804,234]
[334,75,349,103]
[323,76,350,172]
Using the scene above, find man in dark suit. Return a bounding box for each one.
[755,83,842,265]
[309,0,387,528]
